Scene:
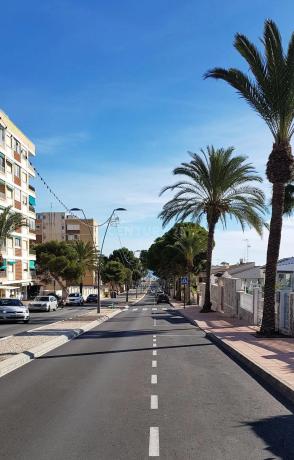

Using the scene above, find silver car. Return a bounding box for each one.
[28,296,58,312]
[0,299,30,323]
[65,293,84,306]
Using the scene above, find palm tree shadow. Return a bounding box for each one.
[242,414,294,459]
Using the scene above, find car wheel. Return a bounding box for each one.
[47,305,51,312]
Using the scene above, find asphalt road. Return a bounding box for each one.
[0,294,293,459]
[0,292,134,338]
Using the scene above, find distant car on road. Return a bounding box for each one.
[66,293,84,306]
[0,299,30,323]
[28,296,58,312]
[156,293,169,304]
[86,294,98,303]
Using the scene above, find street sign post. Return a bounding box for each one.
[181,276,189,308]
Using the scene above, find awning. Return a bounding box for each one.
[8,260,16,265]
[0,285,20,290]
[29,260,36,269]
[29,195,36,206]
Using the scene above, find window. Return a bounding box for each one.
[7,264,13,273]
[21,148,28,160]
[67,234,79,241]
[67,224,80,231]
[14,164,21,178]
[12,137,21,153]
[22,172,27,184]
[0,153,5,173]
[28,218,35,231]
[0,180,5,199]
[0,125,5,145]
[22,194,28,206]
[6,161,12,174]
[15,238,21,248]
[6,187,13,199]
[14,188,21,202]
[23,262,28,271]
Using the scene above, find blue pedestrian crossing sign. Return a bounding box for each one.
[181,276,188,285]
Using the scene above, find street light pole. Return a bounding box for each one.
[97,208,126,314]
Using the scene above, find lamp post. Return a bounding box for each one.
[97,208,126,313]
[134,249,143,298]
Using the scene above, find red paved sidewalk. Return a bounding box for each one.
[171,302,294,403]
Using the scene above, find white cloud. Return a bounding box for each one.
[35,131,89,155]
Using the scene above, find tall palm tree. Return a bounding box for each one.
[73,240,97,295]
[0,206,27,265]
[205,20,294,334]
[174,225,207,303]
[159,146,266,312]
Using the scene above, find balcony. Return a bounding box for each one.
[29,205,36,214]
[29,184,35,193]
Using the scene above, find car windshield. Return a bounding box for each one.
[69,293,79,297]
[0,299,23,306]
[35,297,50,301]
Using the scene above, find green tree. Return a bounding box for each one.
[205,20,294,334]
[283,183,294,216]
[159,146,266,312]
[174,225,208,303]
[101,260,126,291]
[0,206,27,265]
[35,241,81,296]
[72,240,97,295]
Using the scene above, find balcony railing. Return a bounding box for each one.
[29,205,36,214]
[29,184,35,192]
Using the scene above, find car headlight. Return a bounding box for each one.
[2,310,7,314]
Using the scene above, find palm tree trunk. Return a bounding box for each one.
[260,182,285,336]
[201,220,216,312]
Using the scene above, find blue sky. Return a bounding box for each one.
[1,0,294,263]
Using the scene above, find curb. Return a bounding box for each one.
[173,306,294,407]
[0,309,121,379]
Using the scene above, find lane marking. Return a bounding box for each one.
[153,335,156,338]
[151,374,157,384]
[151,395,158,410]
[153,319,157,326]
[152,360,157,368]
[152,307,157,311]
[149,427,159,457]
[143,308,148,311]
[162,307,168,311]
[153,338,156,342]
[153,350,157,356]
[132,308,138,311]
[153,343,157,348]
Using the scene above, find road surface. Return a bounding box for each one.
[0,294,293,459]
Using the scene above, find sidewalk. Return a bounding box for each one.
[170,301,294,405]
[0,294,145,378]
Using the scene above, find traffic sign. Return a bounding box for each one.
[181,276,188,285]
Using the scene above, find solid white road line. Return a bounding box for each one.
[151,374,157,384]
[152,360,157,368]
[149,427,159,457]
[153,350,157,356]
[150,395,158,410]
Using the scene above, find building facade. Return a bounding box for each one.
[36,212,98,289]
[0,110,36,298]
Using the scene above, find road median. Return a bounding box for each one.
[0,308,121,378]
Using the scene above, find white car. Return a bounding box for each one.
[28,296,58,312]
[65,293,84,306]
[0,299,30,323]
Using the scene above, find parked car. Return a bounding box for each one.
[28,296,58,312]
[156,293,169,304]
[66,293,84,306]
[86,294,98,303]
[0,299,30,323]
[47,293,65,307]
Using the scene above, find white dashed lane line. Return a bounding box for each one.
[151,395,158,410]
[153,350,157,356]
[151,374,157,384]
[149,427,160,457]
[152,360,157,368]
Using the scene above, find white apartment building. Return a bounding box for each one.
[0,110,36,299]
